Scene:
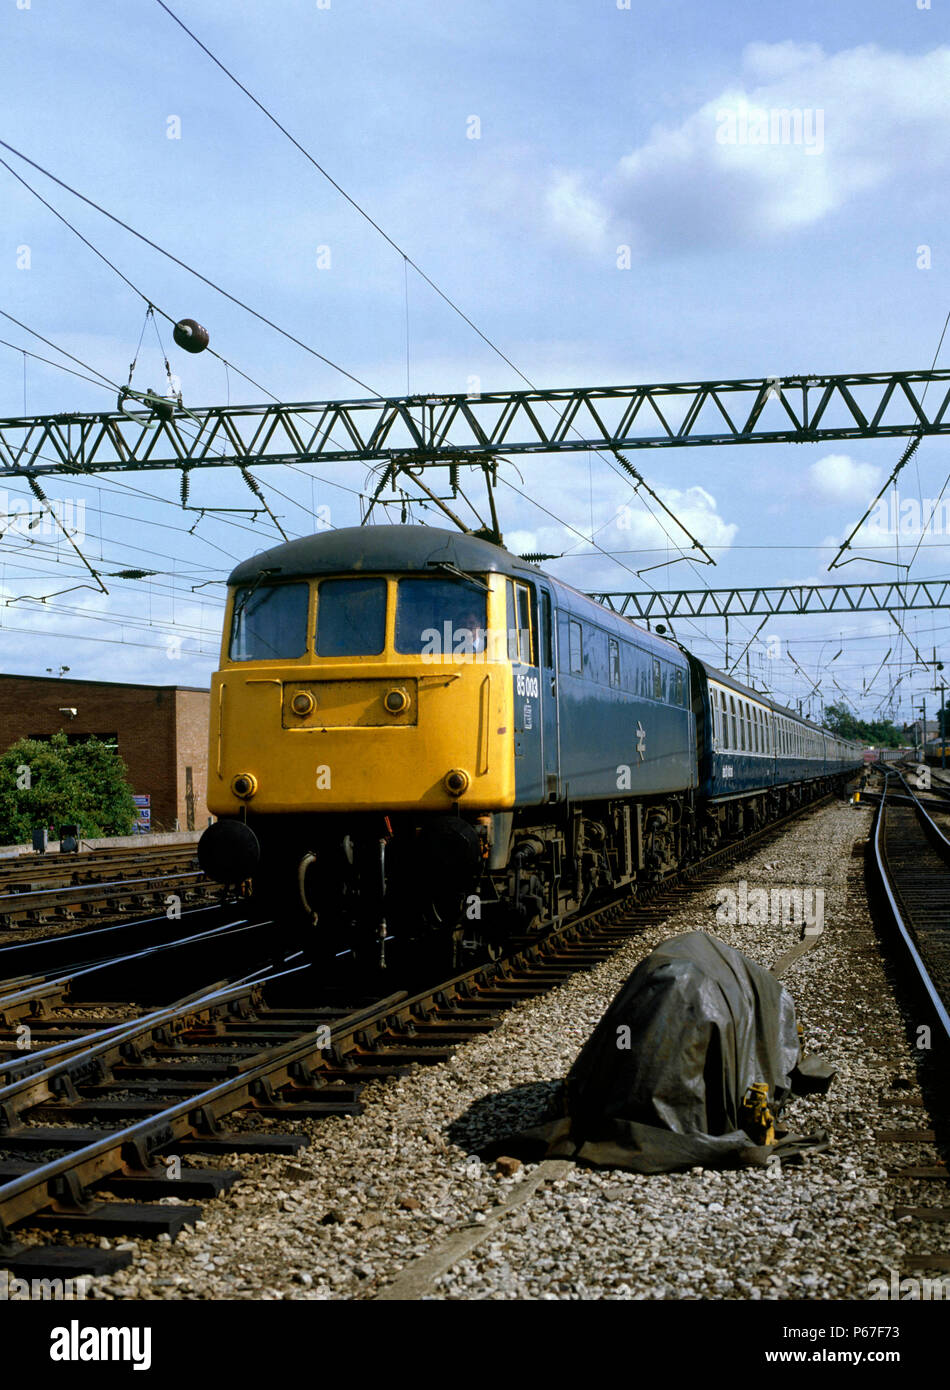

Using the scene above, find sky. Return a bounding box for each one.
[1,0,949,729]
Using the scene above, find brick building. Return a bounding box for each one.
[0,674,210,832]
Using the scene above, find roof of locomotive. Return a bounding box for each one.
[227,524,538,585]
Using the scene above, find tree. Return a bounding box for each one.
[0,732,137,845]
[822,703,903,748]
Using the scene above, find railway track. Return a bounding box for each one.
[866,768,950,1274]
[0,782,850,1282]
[0,843,219,931]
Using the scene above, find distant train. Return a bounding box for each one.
[863,747,904,764]
[198,526,866,963]
[923,742,950,768]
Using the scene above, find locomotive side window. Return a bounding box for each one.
[395,577,487,655]
[674,668,684,706]
[506,581,535,665]
[315,577,386,656]
[568,619,583,674]
[653,658,663,701]
[229,582,310,661]
[609,637,620,687]
[586,627,608,683]
[539,591,553,667]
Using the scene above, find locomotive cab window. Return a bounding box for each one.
[395,577,487,655]
[229,582,310,662]
[507,581,535,665]
[315,577,386,656]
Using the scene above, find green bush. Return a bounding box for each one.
[0,732,137,844]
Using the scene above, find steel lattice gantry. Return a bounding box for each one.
[589,579,950,621]
[1,368,950,477]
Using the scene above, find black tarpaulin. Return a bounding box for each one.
[486,932,831,1173]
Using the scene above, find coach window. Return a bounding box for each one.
[506,581,535,666]
[728,695,737,749]
[609,637,621,687]
[568,619,583,674]
[230,581,310,661]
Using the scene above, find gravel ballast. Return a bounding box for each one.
[74,798,945,1301]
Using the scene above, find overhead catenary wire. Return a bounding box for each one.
[149,3,714,586]
[0,139,381,399]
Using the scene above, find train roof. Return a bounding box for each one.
[227,524,538,586]
[700,658,849,738]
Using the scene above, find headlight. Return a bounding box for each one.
[442,768,470,797]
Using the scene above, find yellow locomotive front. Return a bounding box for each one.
[208,568,515,816]
[198,525,522,961]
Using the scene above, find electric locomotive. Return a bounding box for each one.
[198,524,864,962]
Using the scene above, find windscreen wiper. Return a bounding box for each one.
[427,560,490,593]
[233,567,279,619]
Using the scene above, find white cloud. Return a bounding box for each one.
[547,42,950,254]
[546,172,610,253]
[808,452,881,502]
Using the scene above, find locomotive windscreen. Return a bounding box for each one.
[229,582,310,661]
[315,577,387,656]
[395,577,487,655]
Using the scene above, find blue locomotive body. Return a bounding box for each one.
[198,523,865,959]
[509,573,695,807]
